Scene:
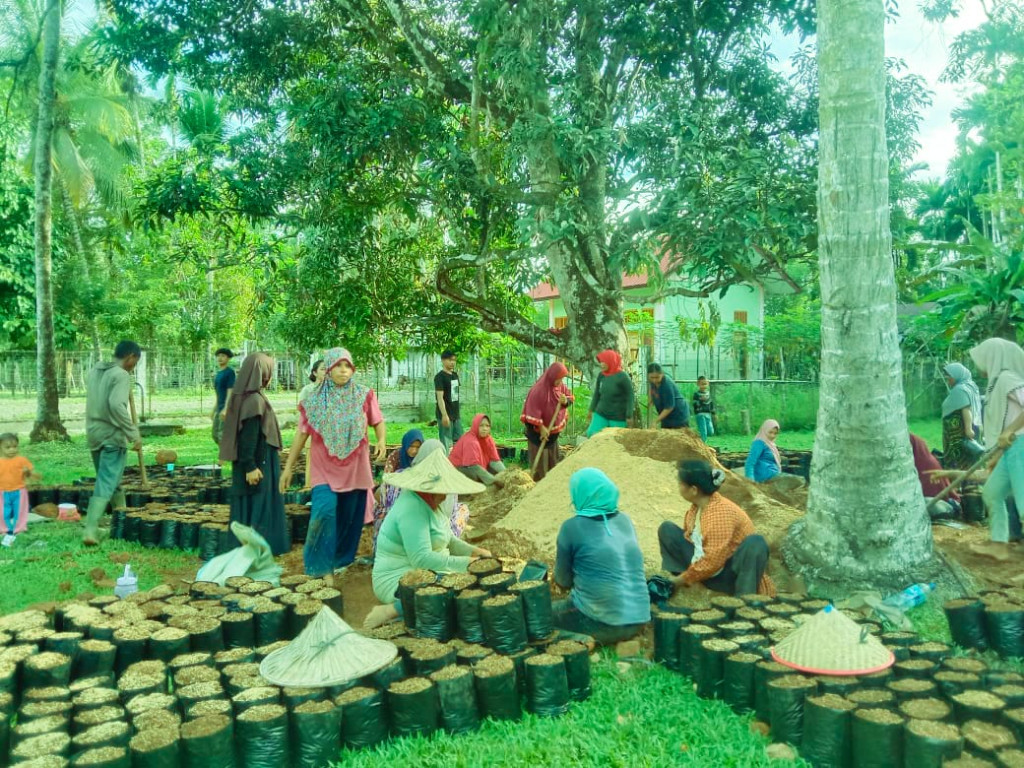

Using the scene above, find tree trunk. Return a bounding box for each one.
[59,180,102,357]
[30,0,68,443]
[783,0,934,592]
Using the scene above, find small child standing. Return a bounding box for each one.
[0,433,41,545]
[692,376,717,443]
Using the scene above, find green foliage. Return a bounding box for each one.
[0,138,35,348]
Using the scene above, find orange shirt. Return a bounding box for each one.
[682,492,776,596]
[0,456,33,493]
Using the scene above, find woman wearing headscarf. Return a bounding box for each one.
[910,432,960,518]
[218,353,289,555]
[280,348,387,577]
[970,339,1024,549]
[647,363,690,429]
[372,429,424,552]
[299,359,327,488]
[586,350,634,437]
[744,419,783,483]
[659,460,775,596]
[366,446,493,629]
[941,362,983,469]
[521,362,574,481]
[552,468,650,644]
[449,414,507,487]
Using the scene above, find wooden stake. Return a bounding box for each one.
[129,389,148,487]
[926,446,1002,514]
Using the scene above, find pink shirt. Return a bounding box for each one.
[300,390,384,523]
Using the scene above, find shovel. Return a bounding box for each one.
[129,390,148,487]
[531,402,564,480]
[926,446,1003,515]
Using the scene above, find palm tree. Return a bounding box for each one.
[784,0,933,591]
[30,0,67,442]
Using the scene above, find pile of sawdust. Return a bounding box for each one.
[461,468,545,561]
[495,429,805,575]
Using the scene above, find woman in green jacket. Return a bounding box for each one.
[586,349,634,437]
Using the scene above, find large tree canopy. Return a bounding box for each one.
[105,0,823,366]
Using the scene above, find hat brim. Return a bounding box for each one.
[382,449,488,495]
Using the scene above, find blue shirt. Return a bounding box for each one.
[554,513,651,626]
[745,439,780,483]
[650,377,689,428]
[214,367,236,412]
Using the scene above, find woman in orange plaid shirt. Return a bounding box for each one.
[658,460,775,596]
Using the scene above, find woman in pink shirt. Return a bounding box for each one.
[281,348,387,576]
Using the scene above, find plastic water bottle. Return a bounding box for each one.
[883,582,935,611]
[114,565,138,599]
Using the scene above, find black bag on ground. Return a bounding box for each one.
[159,518,180,549]
[129,728,181,768]
[414,586,455,642]
[524,654,569,718]
[481,594,528,654]
[387,678,440,738]
[431,665,481,734]
[696,639,738,700]
[903,718,963,768]
[198,525,220,561]
[290,700,341,768]
[510,581,554,642]
[336,687,388,750]
[181,714,236,768]
[800,693,855,768]
[944,598,988,651]
[652,610,689,671]
[456,590,488,644]
[473,656,520,722]
[767,675,818,745]
[235,704,288,768]
[723,652,759,714]
[547,640,591,701]
[984,604,1024,658]
[850,707,904,768]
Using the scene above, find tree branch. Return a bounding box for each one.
[436,269,569,357]
[443,249,535,268]
[752,244,803,294]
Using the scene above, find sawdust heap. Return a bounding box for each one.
[495,429,805,572]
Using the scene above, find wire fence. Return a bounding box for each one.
[0,348,948,436]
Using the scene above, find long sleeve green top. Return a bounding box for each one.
[589,371,634,422]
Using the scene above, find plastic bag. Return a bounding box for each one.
[903,719,963,768]
[511,581,554,642]
[943,598,989,651]
[647,575,674,605]
[455,590,487,644]
[722,652,758,714]
[130,729,181,768]
[387,678,439,738]
[181,714,235,768]
[851,708,904,768]
[524,654,569,717]
[481,594,528,654]
[290,700,341,768]
[473,656,520,722]
[195,522,282,587]
[547,641,591,702]
[236,704,289,768]
[414,587,454,642]
[695,638,738,700]
[431,666,481,734]
[767,675,818,745]
[159,518,180,549]
[337,687,388,750]
[800,694,855,768]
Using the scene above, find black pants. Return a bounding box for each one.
[658,521,768,596]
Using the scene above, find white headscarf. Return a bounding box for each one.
[970,339,1024,446]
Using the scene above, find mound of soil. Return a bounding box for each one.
[495,429,806,582]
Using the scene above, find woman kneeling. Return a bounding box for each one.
[659,460,775,596]
[552,468,650,644]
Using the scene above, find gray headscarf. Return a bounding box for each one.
[941,363,982,421]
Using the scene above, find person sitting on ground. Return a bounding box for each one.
[659,460,775,596]
[449,414,507,487]
[909,432,960,519]
[692,376,717,442]
[647,363,689,430]
[365,447,492,629]
[372,428,424,551]
[552,468,651,645]
[586,349,634,437]
[742,419,803,489]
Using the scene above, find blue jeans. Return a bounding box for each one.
[586,413,627,438]
[304,485,368,577]
[91,446,128,500]
[983,439,1024,543]
[438,418,463,453]
[696,413,715,442]
[3,490,20,532]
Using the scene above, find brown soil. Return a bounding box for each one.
[899,698,951,721]
[474,655,514,677]
[954,691,1005,709]
[526,653,561,668]
[963,719,1015,752]
[728,652,762,664]
[807,693,857,711]
[771,675,818,690]
[943,658,988,673]
[181,714,231,739]
[70,746,128,766]
[336,687,378,705]
[389,677,432,694]
[133,709,181,731]
[430,665,471,682]
[130,728,178,752]
[854,707,903,724]
[238,704,287,722]
[906,718,960,739]
[849,690,896,708]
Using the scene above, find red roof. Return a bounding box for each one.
[528,254,677,301]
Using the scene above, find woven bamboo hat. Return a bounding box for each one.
[771,605,895,676]
[382,447,487,496]
[259,607,398,687]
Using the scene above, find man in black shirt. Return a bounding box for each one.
[212,348,236,446]
[434,350,463,451]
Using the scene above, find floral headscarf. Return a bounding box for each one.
[300,348,369,461]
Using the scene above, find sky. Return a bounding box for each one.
[772,1,989,181]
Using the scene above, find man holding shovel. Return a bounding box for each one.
[521,362,574,481]
[83,340,143,546]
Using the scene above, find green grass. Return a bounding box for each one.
[0,523,197,615]
[706,418,944,455]
[332,658,805,768]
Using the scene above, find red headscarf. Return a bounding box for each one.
[449,414,501,469]
[521,363,571,434]
[597,350,623,377]
[910,433,958,501]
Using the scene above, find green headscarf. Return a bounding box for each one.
[569,467,619,536]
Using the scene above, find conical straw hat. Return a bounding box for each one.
[382,447,488,495]
[259,607,398,687]
[771,605,894,676]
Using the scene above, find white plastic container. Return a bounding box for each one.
[114,564,138,599]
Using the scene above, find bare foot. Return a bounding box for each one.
[971,542,1014,561]
[363,604,399,630]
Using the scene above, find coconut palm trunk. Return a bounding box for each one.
[30,0,68,443]
[783,0,934,591]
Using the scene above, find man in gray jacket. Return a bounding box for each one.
[83,340,142,545]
